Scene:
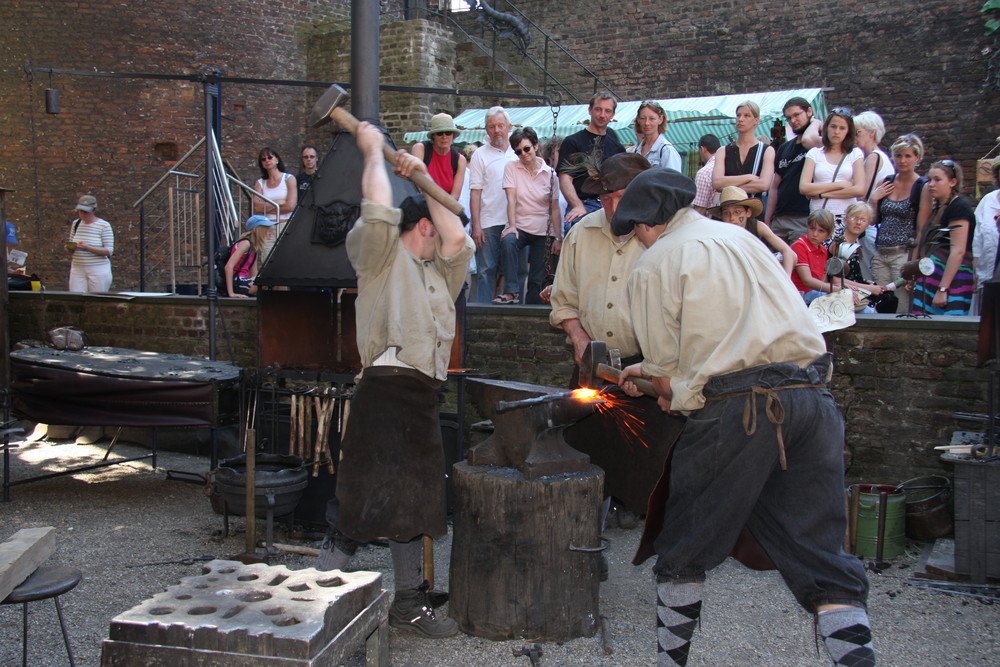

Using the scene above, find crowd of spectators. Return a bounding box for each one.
[428,94,991,318]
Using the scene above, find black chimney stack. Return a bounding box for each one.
[351,0,380,123]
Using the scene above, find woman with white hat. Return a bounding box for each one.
[709,186,795,276]
[67,194,114,292]
[411,113,467,200]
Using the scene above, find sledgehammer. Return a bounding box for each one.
[309,84,465,216]
[579,340,658,398]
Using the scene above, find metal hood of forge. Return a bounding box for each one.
[254,130,419,289]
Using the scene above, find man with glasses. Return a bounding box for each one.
[764,97,823,245]
[550,154,685,570]
[297,145,320,198]
[468,106,517,302]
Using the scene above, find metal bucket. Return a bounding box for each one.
[851,484,907,559]
[898,475,952,541]
[215,453,308,519]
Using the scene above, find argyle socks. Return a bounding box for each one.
[817,606,875,666]
[656,579,703,666]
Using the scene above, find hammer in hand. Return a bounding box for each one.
[309,84,465,216]
[579,340,658,398]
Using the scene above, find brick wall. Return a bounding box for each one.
[7,294,988,482]
[0,0,354,291]
[306,18,461,146]
[4,2,998,293]
[9,292,257,368]
[445,1,999,185]
[464,305,989,485]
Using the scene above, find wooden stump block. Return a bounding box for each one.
[449,462,603,642]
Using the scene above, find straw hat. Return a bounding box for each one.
[708,186,763,219]
[427,113,460,139]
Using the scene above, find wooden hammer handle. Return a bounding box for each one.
[329,107,465,216]
[596,362,658,398]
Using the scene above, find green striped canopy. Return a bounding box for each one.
[403,88,827,155]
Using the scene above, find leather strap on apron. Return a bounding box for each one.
[706,383,826,471]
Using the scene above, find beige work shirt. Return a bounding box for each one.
[548,208,645,358]
[628,207,827,413]
[346,200,475,381]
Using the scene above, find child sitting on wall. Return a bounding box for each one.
[791,209,839,304]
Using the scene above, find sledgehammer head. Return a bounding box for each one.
[309,84,350,128]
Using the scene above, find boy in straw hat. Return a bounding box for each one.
[708,185,795,275]
[611,168,874,667]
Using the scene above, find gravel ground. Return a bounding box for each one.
[1,434,997,666]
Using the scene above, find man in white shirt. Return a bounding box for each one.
[468,106,516,302]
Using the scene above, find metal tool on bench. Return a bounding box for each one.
[126,555,214,568]
[578,340,657,398]
[309,84,464,216]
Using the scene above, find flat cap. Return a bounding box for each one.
[610,168,697,236]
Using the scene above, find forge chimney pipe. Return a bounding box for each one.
[351,0,380,123]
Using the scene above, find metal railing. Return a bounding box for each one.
[132,136,275,293]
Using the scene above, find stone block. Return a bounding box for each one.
[101,560,383,665]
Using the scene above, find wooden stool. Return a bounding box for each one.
[2,564,82,666]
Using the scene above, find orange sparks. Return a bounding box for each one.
[594,387,651,450]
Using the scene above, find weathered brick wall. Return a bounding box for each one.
[464,305,988,484]
[830,318,987,483]
[306,18,461,146]
[4,1,998,294]
[0,0,354,291]
[445,1,999,184]
[7,295,987,482]
[9,292,257,368]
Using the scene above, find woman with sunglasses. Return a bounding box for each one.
[253,147,297,263]
[911,159,975,315]
[799,108,866,225]
[628,102,681,171]
[497,127,561,304]
[411,113,467,200]
[868,134,932,313]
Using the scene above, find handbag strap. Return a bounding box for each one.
[751,140,766,176]
[864,152,881,200]
[821,152,850,209]
[547,169,559,238]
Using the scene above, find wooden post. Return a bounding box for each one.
[449,462,603,642]
[0,527,56,601]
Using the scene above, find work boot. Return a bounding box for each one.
[389,582,460,638]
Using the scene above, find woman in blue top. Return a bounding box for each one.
[629,102,682,171]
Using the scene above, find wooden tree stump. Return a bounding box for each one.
[449,462,603,642]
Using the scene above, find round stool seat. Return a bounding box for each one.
[2,565,82,604]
